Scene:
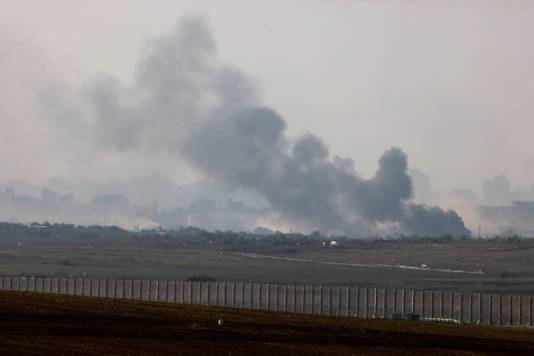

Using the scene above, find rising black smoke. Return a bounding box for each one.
[80,17,469,237]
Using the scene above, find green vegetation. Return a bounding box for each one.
[1,222,534,293]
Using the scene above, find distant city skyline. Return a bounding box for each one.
[2,171,534,236]
[0,1,533,194]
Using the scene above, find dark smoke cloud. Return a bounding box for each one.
[84,17,258,153]
[79,16,469,237]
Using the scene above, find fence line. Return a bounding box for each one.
[0,275,532,326]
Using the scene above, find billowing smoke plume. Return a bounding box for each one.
[75,17,469,237]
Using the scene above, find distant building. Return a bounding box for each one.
[227,199,245,211]
[482,175,510,206]
[510,201,534,209]
[189,199,216,212]
[0,188,15,203]
[91,194,130,210]
[253,226,273,235]
[448,189,477,203]
[41,188,58,205]
[58,193,74,206]
[409,169,430,202]
[408,169,439,204]
[479,200,534,236]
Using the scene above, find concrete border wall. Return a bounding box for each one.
[1,276,531,326]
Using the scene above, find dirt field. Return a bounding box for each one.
[3,238,534,293]
[0,292,533,355]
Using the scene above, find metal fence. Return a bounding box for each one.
[1,276,532,326]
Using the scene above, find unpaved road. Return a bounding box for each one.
[231,252,485,274]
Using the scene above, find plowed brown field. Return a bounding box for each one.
[0,292,533,355]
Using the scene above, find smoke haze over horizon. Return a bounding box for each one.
[2,1,533,235]
[1,1,533,189]
[4,17,467,236]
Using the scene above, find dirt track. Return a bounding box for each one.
[0,292,533,355]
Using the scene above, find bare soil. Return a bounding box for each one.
[0,292,533,355]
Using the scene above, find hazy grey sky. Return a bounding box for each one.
[1,0,533,196]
